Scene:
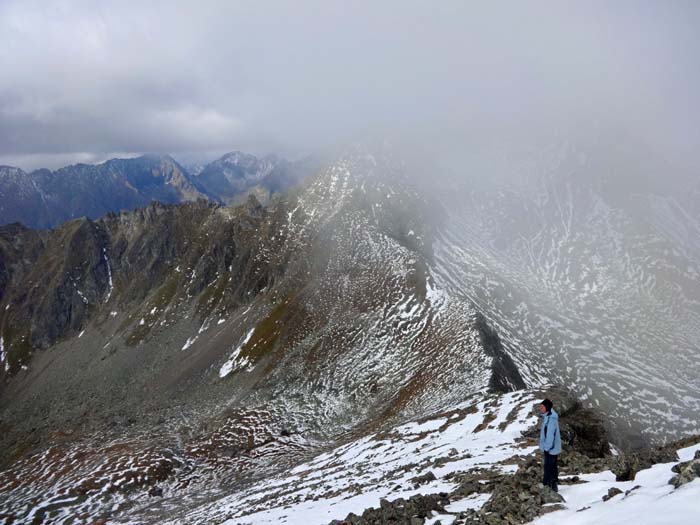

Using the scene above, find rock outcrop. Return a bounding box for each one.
[670,450,700,488]
[329,493,451,525]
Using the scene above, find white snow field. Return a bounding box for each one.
[167,389,539,524]
[530,443,700,525]
[169,389,700,525]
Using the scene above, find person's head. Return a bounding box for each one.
[540,399,553,414]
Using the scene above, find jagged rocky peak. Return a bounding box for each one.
[199,151,278,184]
[218,150,278,172]
[0,165,28,181]
[0,150,315,229]
[0,166,50,233]
[101,154,201,190]
[0,154,211,229]
[0,167,40,216]
[187,150,316,206]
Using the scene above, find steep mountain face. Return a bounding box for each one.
[0,155,210,229]
[0,150,522,523]
[0,166,53,229]
[195,151,278,199]
[195,151,315,205]
[0,152,315,229]
[1,143,698,524]
[428,142,700,443]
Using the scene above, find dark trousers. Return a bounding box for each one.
[543,451,559,491]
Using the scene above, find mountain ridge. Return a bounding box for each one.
[0,150,518,483]
[0,151,315,229]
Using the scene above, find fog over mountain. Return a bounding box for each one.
[1,1,698,174]
[1,2,700,524]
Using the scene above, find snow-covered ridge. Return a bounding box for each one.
[3,387,696,525]
[165,390,539,524]
[0,147,511,523]
[166,388,700,525]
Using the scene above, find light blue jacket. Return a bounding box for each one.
[539,408,562,455]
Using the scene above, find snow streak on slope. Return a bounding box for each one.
[163,390,539,525]
[430,145,700,440]
[0,409,314,525]
[220,328,256,377]
[224,149,497,436]
[0,437,187,524]
[155,390,700,525]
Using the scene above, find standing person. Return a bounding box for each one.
[539,398,561,491]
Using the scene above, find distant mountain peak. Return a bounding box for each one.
[0,165,27,177]
[0,150,314,228]
[194,150,310,204]
[210,150,279,175]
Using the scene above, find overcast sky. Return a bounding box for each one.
[0,0,698,170]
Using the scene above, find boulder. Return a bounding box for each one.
[329,493,450,525]
[669,450,700,488]
[602,487,622,501]
[410,471,437,487]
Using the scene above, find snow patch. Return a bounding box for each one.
[445,492,491,512]
[529,443,700,525]
[181,336,197,351]
[396,417,447,435]
[103,248,113,302]
[425,277,448,314]
[0,336,8,372]
[76,290,89,304]
[219,328,256,378]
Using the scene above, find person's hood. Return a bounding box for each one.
[542,408,559,420]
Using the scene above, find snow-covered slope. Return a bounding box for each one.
[161,389,539,524]
[146,388,698,525]
[0,149,520,523]
[532,444,700,525]
[2,145,697,524]
[429,142,700,441]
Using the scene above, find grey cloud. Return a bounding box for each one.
[0,0,698,170]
